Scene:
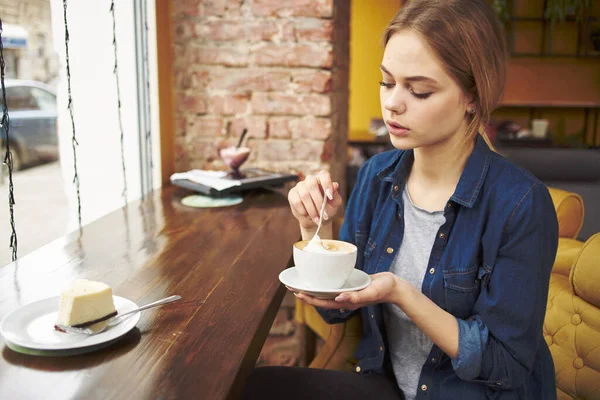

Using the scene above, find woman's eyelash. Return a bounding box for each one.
[408,87,432,100]
[379,81,432,100]
[412,91,432,100]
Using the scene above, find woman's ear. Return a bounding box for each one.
[463,91,476,115]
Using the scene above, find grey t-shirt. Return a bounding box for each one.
[384,189,446,400]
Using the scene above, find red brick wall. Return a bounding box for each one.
[171,0,350,187]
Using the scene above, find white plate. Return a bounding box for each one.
[0,295,140,351]
[279,267,371,299]
[2,336,123,357]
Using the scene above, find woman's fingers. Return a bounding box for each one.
[326,182,342,213]
[288,188,308,220]
[317,170,334,201]
[332,182,341,203]
[288,170,341,227]
[294,292,341,309]
[321,183,340,220]
[298,177,321,223]
[307,181,326,223]
[316,172,341,221]
[285,286,299,294]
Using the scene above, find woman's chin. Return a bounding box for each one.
[389,134,417,150]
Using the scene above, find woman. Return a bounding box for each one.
[243,0,558,399]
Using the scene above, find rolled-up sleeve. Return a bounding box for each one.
[451,183,559,389]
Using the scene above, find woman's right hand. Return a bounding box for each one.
[288,170,343,230]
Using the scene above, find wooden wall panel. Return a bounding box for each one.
[156,0,175,186]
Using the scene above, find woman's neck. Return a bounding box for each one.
[411,133,476,188]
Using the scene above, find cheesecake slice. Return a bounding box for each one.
[56,279,117,328]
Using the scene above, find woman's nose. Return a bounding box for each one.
[384,89,407,115]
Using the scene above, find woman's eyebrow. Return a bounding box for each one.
[405,76,438,85]
[380,64,438,85]
[380,64,394,76]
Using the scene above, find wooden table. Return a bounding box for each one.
[0,186,299,399]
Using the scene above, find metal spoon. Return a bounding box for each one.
[56,295,182,335]
[307,192,329,250]
[314,194,328,238]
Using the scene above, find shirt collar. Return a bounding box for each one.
[376,135,492,208]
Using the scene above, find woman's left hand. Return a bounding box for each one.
[290,272,401,310]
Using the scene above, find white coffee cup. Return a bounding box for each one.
[532,119,549,139]
[293,240,357,289]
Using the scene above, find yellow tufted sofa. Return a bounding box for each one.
[550,188,585,276]
[295,187,599,397]
[545,233,600,400]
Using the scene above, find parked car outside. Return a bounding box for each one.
[0,79,58,170]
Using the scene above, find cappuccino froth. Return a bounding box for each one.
[297,240,355,254]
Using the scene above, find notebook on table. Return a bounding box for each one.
[170,168,299,198]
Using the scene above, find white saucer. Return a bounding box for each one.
[181,194,243,208]
[0,295,140,352]
[279,267,371,299]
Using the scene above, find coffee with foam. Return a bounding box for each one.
[297,239,355,254]
[293,239,358,289]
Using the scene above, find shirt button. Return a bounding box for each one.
[339,308,346,313]
[421,384,428,391]
[379,346,383,351]
[439,232,445,239]
[447,203,452,208]
[370,314,374,319]
[431,357,437,363]
[386,247,394,254]
[429,268,435,274]
[355,366,361,373]
[393,185,399,192]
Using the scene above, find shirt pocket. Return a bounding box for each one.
[355,230,376,271]
[443,265,481,319]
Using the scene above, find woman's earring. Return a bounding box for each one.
[470,107,476,114]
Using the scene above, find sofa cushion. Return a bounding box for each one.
[570,233,600,307]
[548,187,584,239]
[545,283,600,399]
[545,233,600,399]
[553,239,585,277]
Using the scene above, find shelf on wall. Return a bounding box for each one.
[494,104,599,149]
[509,16,599,22]
[499,101,600,108]
[505,3,600,57]
[510,53,600,58]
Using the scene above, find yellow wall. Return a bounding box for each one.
[349,0,401,142]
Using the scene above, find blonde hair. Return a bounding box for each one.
[383,0,507,148]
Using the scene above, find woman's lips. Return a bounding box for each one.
[386,121,410,137]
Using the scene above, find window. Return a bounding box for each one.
[30,87,56,111]
[0,0,161,265]
[5,86,38,110]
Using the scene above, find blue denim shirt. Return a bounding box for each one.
[318,136,559,399]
